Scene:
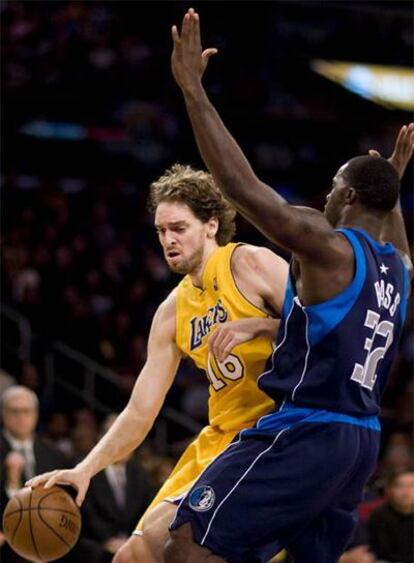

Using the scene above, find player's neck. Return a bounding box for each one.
[189,240,219,289]
[337,208,385,242]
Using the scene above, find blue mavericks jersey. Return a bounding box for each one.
[258,228,410,416]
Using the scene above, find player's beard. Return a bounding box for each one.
[167,245,204,275]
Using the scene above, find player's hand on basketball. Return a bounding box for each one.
[209,318,260,362]
[171,7,218,91]
[369,122,414,180]
[25,466,91,507]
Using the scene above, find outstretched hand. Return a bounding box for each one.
[369,123,414,180]
[171,8,218,92]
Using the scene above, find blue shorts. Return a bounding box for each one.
[170,404,380,563]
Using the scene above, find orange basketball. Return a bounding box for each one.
[2,485,81,562]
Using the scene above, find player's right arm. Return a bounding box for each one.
[171,9,348,267]
[26,291,181,505]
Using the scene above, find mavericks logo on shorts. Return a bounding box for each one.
[189,486,216,512]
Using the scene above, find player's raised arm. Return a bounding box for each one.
[369,123,414,272]
[26,291,181,505]
[171,9,345,264]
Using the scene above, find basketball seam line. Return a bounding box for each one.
[10,494,23,545]
[5,507,80,519]
[29,489,42,561]
[37,508,73,550]
[37,489,62,503]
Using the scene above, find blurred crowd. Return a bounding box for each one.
[1,1,413,562]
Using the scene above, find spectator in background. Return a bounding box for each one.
[70,408,99,461]
[368,468,414,563]
[0,385,68,498]
[45,411,73,457]
[0,385,67,561]
[382,433,414,473]
[81,414,155,556]
[19,362,42,395]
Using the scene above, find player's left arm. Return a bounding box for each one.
[208,317,280,363]
[369,123,414,275]
[208,245,288,362]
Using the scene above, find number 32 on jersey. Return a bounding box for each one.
[351,309,394,391]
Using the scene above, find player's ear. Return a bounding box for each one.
[345,187,357,205]
[207,217,219,239]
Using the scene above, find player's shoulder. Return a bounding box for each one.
[293,206,353,264]
[156,288,178,321]
[232,243,287,273]
[150,289,178,341]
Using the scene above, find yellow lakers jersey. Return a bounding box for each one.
[175,243,275,432]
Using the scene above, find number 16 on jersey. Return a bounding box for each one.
[207,353,245,391]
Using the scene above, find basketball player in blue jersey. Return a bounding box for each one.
[165,8,414,563]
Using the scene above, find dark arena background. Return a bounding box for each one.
[1,2,413,562]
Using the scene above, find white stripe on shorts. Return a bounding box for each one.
[200,427,289,546]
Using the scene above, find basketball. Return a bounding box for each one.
[2,485,81,562]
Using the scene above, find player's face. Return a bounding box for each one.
[2,394,38,440]
[155,201,215,275]
[324,164,349,226]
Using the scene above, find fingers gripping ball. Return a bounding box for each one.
[2,485,81,562]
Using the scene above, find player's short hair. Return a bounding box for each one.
[343,156,400,212]
[148,164,236,245]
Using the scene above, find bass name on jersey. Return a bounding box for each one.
[374,280,400,317]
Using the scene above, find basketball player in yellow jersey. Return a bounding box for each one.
[27,164,288,563]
